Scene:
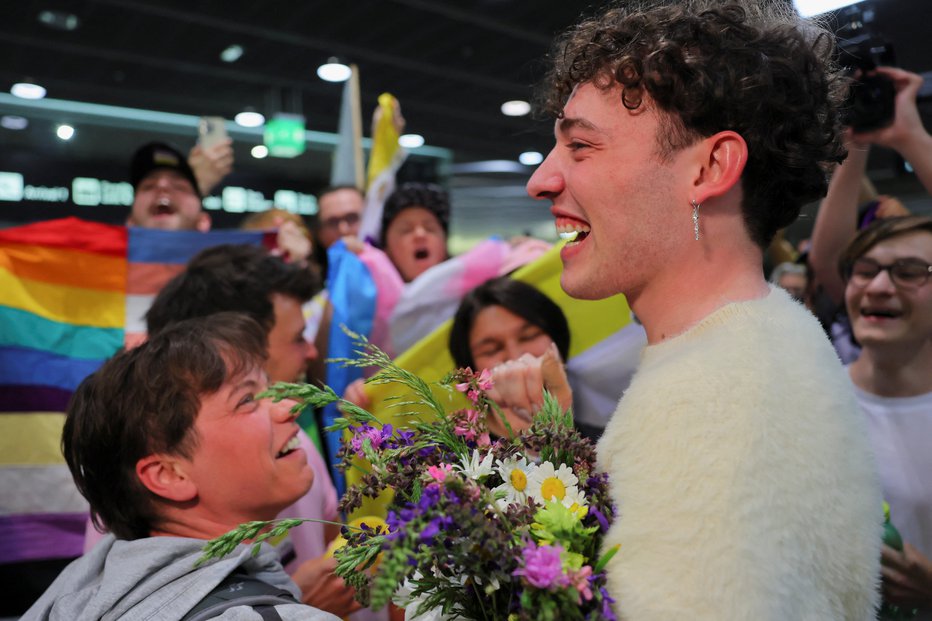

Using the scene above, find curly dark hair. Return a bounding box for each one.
[380,182,451,243]
[538,0,848,247]
[63,314,267,540]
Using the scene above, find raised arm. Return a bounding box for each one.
[809,140,870,305]
[855,67,932,194]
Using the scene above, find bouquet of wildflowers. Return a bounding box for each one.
[202,333,619,621]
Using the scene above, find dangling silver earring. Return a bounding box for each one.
[691,199,701,241]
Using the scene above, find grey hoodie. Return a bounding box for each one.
[23,534,340,621]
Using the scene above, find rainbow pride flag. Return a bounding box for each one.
[0,217,265,566]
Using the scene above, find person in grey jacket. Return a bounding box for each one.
[23,313,340,621]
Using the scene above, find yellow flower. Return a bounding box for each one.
[526,461,584,508]
[493,455,530,507]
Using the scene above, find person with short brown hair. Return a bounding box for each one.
[25,315,338,621]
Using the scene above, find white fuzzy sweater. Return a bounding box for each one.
[597,288,881,620]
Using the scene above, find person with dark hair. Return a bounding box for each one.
[447,277,573,438]
[316,185,366,252]
[524,1,881,617]
[92,244,360,618]
[25,314,338,620]
[127,141,211,232]
[449,277,570,370]
[146,244,321,389]
[839,216,932,617]
[380,182,450,283]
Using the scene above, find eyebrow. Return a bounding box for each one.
[556,116,602,136]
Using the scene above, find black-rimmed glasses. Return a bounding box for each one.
[320,212,360,230]
[845,257,932,289]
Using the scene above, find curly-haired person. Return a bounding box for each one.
[520,1,882,618]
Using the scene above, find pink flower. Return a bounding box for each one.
[455,381,470,393]
[427,463,453,483]
[570,565,593,601]
[513,541,569,590]
[477,432,491,447]
[467,389,480,403]
[477,368,493,391]
[452,409,482,440]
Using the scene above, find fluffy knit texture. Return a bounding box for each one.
[597,287,882,620]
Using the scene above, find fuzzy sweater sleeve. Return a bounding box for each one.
[596,291,881,621]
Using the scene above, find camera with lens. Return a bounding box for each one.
[835,5,897,132]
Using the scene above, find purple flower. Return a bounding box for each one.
[599,585,617,621]
[589,506,610,533]
[397,430,415,446]
[419,515,454,544]
[350,424,390,457]
[513,541,569,589]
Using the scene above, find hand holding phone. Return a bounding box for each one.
[198,116,229,149]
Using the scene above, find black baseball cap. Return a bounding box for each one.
[129,142,200,197]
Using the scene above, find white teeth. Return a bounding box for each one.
[555,222,590,243]
[278,435,301,456]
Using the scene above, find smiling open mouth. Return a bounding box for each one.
[557,223,590,244]
[276,435,301,458]
[861,308,901,319]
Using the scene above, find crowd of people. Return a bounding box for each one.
[4,0,931,619]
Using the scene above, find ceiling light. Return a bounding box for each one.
[38,10,80,31]
[792,0,864,17]
[317,61,352,83]
[11,82,47,100]
[251,145,269,159]
[56,124,75,140]
[501,100,531,117]
[220,44,244,63]
[399,134,425,149]
[519,151,543,166]
[235,111,265,127]
[1,116,28,130]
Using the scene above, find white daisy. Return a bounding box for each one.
[525,461,583,508]
[456,449,495,480]
[492,455,530,506]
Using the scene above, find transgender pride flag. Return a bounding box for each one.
[0,217,265,566]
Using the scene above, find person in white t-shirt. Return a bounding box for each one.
[841,215,932,617]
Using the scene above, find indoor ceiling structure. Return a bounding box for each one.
[1,0,931,240]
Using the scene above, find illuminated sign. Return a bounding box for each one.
[264,114,307,158]
[72,177,134,206]
[0,170,317,216]
[0,172,68,203]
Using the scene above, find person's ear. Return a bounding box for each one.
[196,211,212,232]
[690,130,747,205]
[136,454,197,502]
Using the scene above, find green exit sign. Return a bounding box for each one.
[264,114,306,158]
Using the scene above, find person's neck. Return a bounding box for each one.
[849,340,932,398]
[630,220,769,345]
[150,507,277,541]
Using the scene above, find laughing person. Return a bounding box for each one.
[380,183,450,283]
[24,315,338,620]
[126,142,213,232]
[840,216,932,617]
[516,1,882,618]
